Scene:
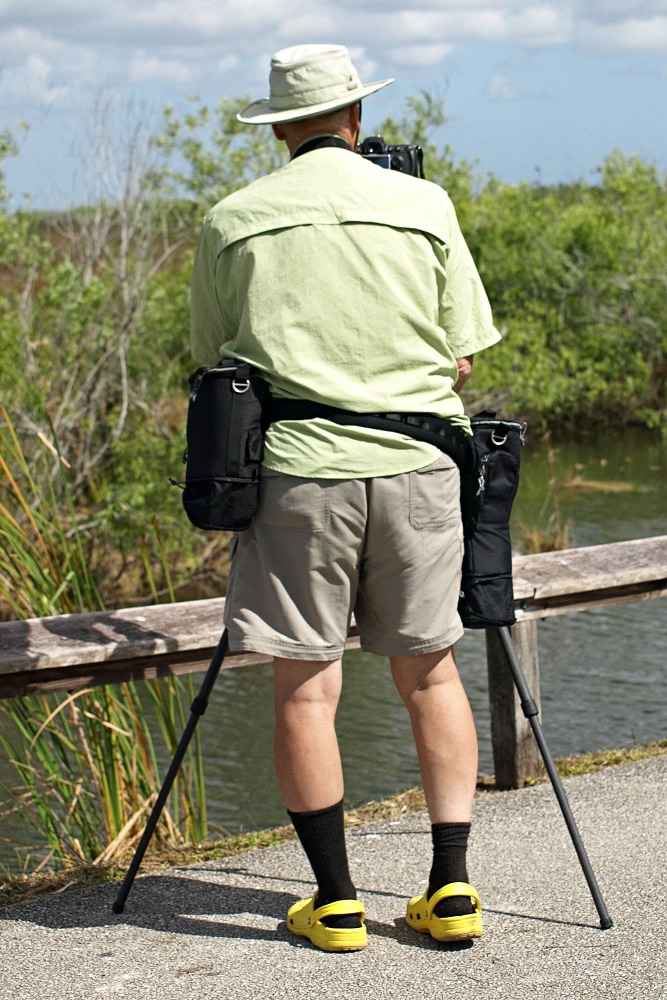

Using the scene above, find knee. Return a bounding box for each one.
[274,659,343,722]
[391,648,457,705]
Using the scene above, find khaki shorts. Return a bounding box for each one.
[224,454,464,660]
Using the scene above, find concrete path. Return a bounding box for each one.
[1,754,665,1000]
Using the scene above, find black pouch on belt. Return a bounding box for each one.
[176,359,271,531]
[458,411,526,629]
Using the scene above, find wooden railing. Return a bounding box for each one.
[489,535,666,787]
[1,535,665,788]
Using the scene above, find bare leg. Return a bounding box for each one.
[273,656,361,932]
[273,657,344,812]
[391,646,478,823]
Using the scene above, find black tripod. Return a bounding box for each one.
[113,623,612,929]
[112,628,229,915]
[496,625,612,930]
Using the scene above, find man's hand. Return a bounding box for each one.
[454,355,474,393]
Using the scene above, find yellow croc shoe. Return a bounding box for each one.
[287,894,367,952]
[406,882,482,942]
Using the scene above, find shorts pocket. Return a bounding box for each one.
[409,458,461,529]
[258,469,329,534]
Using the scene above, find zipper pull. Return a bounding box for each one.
[476,454,489,498]
[189,369,207,402]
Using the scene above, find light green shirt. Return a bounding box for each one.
[190,146,501,478]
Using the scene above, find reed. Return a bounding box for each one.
[516,429,574,554]
[0,405,208,872]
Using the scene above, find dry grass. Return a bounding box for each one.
[517,512,574,554]
[562,475,651,494]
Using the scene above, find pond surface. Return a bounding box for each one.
[0,427,665,863]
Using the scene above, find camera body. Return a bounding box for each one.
[357,135,424,178]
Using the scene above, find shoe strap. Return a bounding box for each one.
[314,898,366,920]
[429,882,481,911]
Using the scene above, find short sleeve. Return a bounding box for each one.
[440,197,501,358]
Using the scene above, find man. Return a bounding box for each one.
[190,43,501,952]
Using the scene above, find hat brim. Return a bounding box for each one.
[236,78,394,125]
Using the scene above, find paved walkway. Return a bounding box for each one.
[1,755,665,1000]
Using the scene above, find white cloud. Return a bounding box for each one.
[0,53,69,112]
[570,1,667,24]
[390,44,455,67]
[2,1,667,118]
[505,4,572,46]
[0,25,61,63]
[2,4,667,82]
[487,72,522,98]
[576,15,667,51]
[346,47,384,82]
[216,55,239,74]
[277,13,340,42]
[128,53,194,84]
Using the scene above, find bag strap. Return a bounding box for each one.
[268,397,467,469]
[470,409,527,441]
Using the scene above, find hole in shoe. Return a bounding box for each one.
[321,913,363,929]
[433,895,475,919]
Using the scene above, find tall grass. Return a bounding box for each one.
[516,429,574,554]
[0,404,104,619]
[0,405,207,872]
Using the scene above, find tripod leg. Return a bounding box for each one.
[112,628,229,915]
[496,626,613,930]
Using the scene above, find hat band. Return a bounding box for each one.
[269,77,361,111]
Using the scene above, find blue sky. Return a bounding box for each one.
[2,1,667,208]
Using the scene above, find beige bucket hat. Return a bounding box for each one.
[237,44,393,124]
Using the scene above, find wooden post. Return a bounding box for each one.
[486,620,543,789]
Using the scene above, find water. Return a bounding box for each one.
[1,428,665,861]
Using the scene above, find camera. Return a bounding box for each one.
[357,135,424,178]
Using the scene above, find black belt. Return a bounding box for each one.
[268,398,467,469]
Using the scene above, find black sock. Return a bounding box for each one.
[428,822,474,918]
[288,799,360,928]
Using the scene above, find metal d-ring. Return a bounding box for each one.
[491,430,508,445]
[232,379,251,393]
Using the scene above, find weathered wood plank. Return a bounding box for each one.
[512,535,667,609]
[0,599,361,671]
[0,535,664,700]
[0,604,361,697]
[515,581,667,620]
[0,599,229,676]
